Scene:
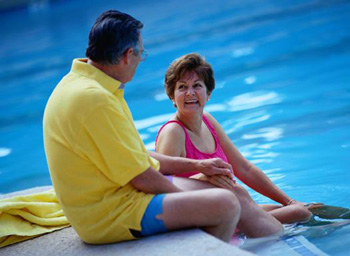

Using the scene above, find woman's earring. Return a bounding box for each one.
[172,101,177,108]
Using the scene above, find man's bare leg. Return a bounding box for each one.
[173,177,283,238]
[158,188,241,242]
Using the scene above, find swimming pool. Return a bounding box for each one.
[0,0,349,254]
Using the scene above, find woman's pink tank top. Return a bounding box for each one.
[155,115,229,178]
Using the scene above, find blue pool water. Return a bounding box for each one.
[0,0,349,254]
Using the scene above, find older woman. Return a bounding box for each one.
[156,53,312,226]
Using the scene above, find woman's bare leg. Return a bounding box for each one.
[261,204,282,211]
[173,177,283,238]
[261,204,312,223]
[230,184,283,237]
[173,176,310,225]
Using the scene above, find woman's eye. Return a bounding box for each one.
[194,83,202,87]
[178,85,185,89]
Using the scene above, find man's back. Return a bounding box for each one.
[43,58,158,244]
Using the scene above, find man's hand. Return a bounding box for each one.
[191,173,236,190]
[195,158,234,179]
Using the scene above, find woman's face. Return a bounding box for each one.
[172,71,210,115]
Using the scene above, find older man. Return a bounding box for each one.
[43,10,244,244]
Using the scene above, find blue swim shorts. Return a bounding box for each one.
[140,194,168,236]
[130,194,169,238]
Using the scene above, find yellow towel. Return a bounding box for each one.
[0,190,70,248]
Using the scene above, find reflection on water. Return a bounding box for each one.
[237,218,350,255]
[134,113,173,130]
[138,133,150,141]
[153,92,169,102]
[242,127,284,142]
[204,104,227,112]
[227,91,283,112]
[0,148,11,158]
[239,142,280,164]
[232,47,255,58]
[244,76,257,85]
[221,110,270,134]
[288,219,350,239]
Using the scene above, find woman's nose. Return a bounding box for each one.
[186,87,194,95]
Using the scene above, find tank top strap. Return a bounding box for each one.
[202,115,229,163]
[202,115,219,141]
[155,120,192,148]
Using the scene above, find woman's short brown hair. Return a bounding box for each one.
[164,53,215,99]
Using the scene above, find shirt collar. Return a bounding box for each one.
[70,58,123,94]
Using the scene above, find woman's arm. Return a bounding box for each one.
[155,122,186,157]
[205,112,294,206]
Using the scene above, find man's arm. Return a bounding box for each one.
[130,166,182,194]
[149,151,234,178]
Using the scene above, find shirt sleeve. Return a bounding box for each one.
[76,103,157,186]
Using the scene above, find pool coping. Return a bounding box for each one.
[0,186,255,256]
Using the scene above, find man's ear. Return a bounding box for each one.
[122,48,133,65]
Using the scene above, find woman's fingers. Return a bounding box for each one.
[198,158,230,177]
[208,177,227,189]
[208,175,236,190]
[198,158,235,179]
[219,175,236,189]
[211,158,234,178]
[211,166,234,179]
[217,159,233,170]
[191,170,236,190]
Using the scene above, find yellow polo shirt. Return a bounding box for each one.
[43,58,159,244]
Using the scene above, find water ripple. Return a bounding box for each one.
[242,127,284,142]
[0,147,11,157]
[227,91,283,112]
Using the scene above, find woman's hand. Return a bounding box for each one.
[195,158,234,179]
[207,175,236,190]
[191,173,236,190]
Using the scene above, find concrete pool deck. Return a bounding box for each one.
[0,187,254,256]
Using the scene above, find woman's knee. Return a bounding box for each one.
[209,189,241,220]
[232,185,255,206]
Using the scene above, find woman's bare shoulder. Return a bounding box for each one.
[159,121,185,139]
[156,121,186,156]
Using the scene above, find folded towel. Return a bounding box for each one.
[0,190,70,248]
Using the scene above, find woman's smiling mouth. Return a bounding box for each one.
[185,99,199,105]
